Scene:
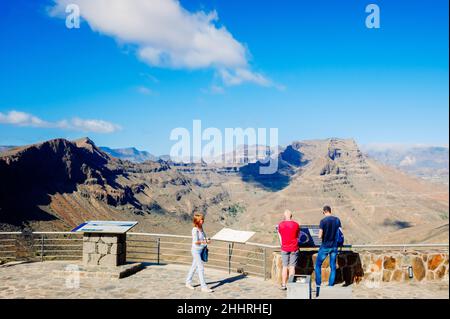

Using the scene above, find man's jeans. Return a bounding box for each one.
[315,246,338,287]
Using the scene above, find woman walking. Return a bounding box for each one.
[185,213,213,293]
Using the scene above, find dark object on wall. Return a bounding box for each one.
[298,225,322,248]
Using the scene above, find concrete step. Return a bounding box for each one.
[315,285,353,299]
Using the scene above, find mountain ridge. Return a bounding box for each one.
[362,144,449,185]
[0,137,448,244]
[100,146,158,163]
[0,137,234,234]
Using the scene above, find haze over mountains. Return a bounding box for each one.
[0,146,13,153]
[97,143,450,186]
[99,146,158,163]
[0,137,448,245]
[362,145,449,185]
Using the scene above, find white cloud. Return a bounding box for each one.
[0,110,49,127]
[399,155,416,167]
[219,68,272,87]
[0,110,120,134]
[59,118,121,133]
[140,73,159,83]
[49,0,278,88]
[201,84,225,95]
[136,86,156,95]
[210,85,225,94]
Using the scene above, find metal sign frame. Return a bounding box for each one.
[211,228,256,243]
[71,221,138,234]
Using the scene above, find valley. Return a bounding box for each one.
[0,137,448,245]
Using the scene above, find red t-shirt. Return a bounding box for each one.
[278,220,300,252]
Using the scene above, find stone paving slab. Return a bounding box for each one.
[52,262,144,279]
[351,281,449,299]
[316,286,353,299]
[0,261,285,299]
[0,261,448,299]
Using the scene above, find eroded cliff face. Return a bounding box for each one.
[228,138,448,245]
[0,137,448,244]
[0,138,233,233]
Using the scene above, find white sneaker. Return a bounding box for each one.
[201,287,214,293]
[185,283,195,290]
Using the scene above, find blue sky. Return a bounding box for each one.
[0,0,448,154]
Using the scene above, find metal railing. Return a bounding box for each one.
[291,243,449,252]
[0,231,83,263]
[348,243,449,251]
[0,231,448,280]
[125,233,273,279]
[0,231,275,280]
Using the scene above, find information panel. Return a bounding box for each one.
[211,228,256,243]
[71,221,138,234]
[298,225,322,247]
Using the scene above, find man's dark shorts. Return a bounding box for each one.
[281,250,299,267]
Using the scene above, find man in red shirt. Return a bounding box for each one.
[277,210,300,290]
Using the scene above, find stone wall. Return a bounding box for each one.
[271,250,449,285]
[83,233,126,267]
[361,250,449,283]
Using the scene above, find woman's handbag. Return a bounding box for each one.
[197,228,209,262]
[200,246,209,262]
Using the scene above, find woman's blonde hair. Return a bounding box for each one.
[193,213,204,227]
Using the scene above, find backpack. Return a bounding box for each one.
[335,219,344,247]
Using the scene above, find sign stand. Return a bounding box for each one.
[72,221,138,267]
[211,228,256,275]
[56,221,144,279]
[228,242,233,274]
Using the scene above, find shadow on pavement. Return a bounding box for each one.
[205,274,248,289]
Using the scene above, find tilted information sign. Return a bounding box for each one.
[298,225,322,247]
[211,228,255,243]
[71,221,138,234]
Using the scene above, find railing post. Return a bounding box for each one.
[228,243,232,274]
[156,237,160,265]
[40,234,44,262]
[14,236,18,261]
[263,247,267,281]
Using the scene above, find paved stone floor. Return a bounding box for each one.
[0,261,448,299]
[0,261,284,299]
[351,280,449,299]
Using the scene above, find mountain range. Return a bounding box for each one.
[0,137,448,244]
[0,138,234,234]
[362,145,449,185]
[99,146,158,163]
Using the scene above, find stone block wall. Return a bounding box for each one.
[271,250,449,285]
[82,233,126,267]
[360,250,449,283]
